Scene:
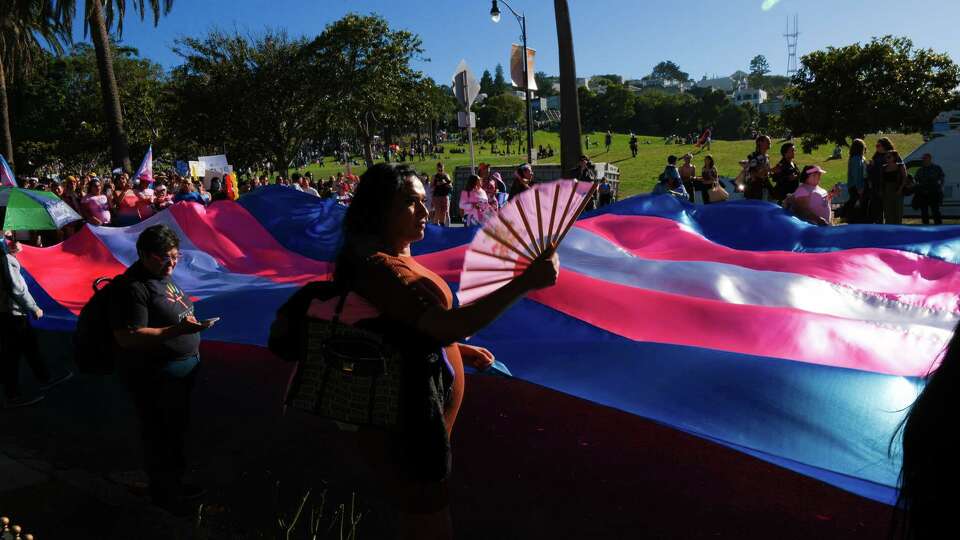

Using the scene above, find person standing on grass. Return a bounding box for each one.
[678,154,697,203]
[881,150,908,225]
[109,224,217,515]
[1,231,73,408]
[629,133,639,158]
[913,153,945,225]
[744,135,774,200]
[771,142,800,205]
[844,139,869,223]
[605,130,613,153]
[331,163,558,540]
[867,137,895,224]
[431,163,452,226]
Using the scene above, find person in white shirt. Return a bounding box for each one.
[298,176,319,196]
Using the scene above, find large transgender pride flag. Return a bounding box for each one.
[17,185,960,505]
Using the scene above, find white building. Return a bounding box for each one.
[734,87,767,107]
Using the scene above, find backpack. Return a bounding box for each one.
[73,274,128,374]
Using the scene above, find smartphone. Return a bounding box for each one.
[201,317,221,326]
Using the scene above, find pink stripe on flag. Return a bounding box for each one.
[16,228,127,314]
[528,269,947,377]
[414,245,468,283]
[169,202,331,283]
[577,214,960,312]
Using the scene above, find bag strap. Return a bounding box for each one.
[332,290,349,325]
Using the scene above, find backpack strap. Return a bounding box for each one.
[332,291,349,325]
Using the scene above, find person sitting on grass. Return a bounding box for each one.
[653,155,688,201]
[784,165,839,226]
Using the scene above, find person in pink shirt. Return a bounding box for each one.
[458,174,493,227]
[81,178,111,226]
[785,165,840,226]
[134,177,156,220]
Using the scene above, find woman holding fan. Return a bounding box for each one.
[332,163,558,539]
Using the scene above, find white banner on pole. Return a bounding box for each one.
[510,45,537,90]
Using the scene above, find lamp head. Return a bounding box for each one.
[490,0,501,22]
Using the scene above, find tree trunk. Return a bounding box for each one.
[0,56,13,167]
[89,0,131,172]
[359,119,374,168]
[554,0,582,174]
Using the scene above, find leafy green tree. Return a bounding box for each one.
[592,74,623,85]
[493,63,507,95]
[476,93,524,129]
[651,60,689,82]
[168,29,331,173]
[56,0,176,172]
[594,83,635,132]
[479,69,495,96]
[314,14,425,166]
[10,42,165,173]
[749,55,770,76]
[715,102,752,139]
[753,74,790,96]
[783,36,960,151]
[748,55,771,88]
[534,71,556,97]
[0,0,69,167]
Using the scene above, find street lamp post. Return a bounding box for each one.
[491,0,534,165]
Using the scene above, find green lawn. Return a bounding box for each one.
[294,131,924,199]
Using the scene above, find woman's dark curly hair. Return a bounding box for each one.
[335,162,418,285]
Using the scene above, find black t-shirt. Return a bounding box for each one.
[432,174,451,197]
[109,261,201,362]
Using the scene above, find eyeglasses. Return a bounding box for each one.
[148,251,181,264]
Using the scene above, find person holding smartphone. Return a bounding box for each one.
[109,224,217,515]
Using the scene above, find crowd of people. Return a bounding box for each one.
[4,169,366,247]
[653,134,947,227]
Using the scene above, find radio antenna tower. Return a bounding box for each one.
[784,14,799,76]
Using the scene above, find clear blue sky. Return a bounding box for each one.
[77,0,960,83]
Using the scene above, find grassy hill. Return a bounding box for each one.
[296,131,924,199]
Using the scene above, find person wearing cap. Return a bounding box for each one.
[785,165,839,226]
[480,167,500,211]
[913,153,945,225]
[154,184,175,210]
[509,163,534,200]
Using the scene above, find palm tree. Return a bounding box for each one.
[0,0,69,169]
[553,0,582,175]
[55,0,174,172]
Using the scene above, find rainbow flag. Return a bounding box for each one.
[0,154,17,187]
[133,146,154,185]
[17,187,960,504]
